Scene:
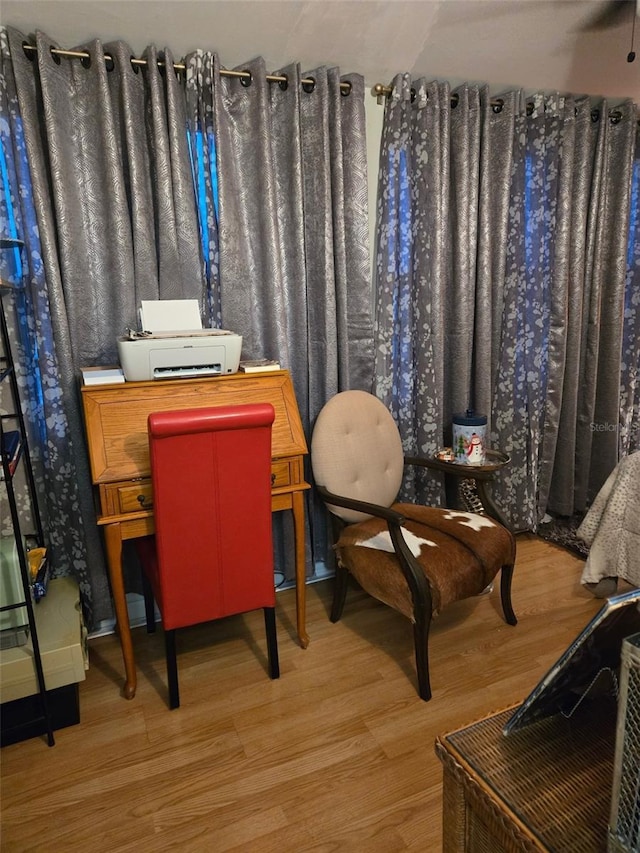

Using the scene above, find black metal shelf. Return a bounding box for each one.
[0,286,54,747]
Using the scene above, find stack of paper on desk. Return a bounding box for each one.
[139,299,202,333]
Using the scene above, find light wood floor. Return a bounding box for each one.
[1,535,607,852]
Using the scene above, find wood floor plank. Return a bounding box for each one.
[0,535,610,851]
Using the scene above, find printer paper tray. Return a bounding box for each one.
[153,365,222,379]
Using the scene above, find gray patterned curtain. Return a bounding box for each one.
[374,74,639,530]
[491,92,583,528]
[1,28,110,627]
[621,130,640,456]
[3,27,206,627]
[374,77,515,506]
[1,27,372,626]
[545,100,637,515]
[185,52,373,575]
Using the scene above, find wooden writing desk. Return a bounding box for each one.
[81,370,310,698]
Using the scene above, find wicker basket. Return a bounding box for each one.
[608,632,640,853]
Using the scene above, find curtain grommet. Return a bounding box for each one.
[493,98,505,115]
[50,46,61,66]
[340,80,352,97]
[240,70,252,88]
[80,53,91,70]
[302,76,316,94]
[278,74,289,92]
[105,55,115,72]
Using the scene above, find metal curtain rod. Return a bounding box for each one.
[372,82,506,109]
[371,82,632,123]
[19,41,353,94]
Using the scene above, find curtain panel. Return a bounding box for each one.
[621,133,640,457]
[3,27,210,627]
[374,76,516,507]
[545,100,637,515]
[1,28,373,624]
[185,51,372,576]
[374,75,639,530]
[1,29,110,623]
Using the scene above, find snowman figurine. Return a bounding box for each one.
[465,432,485,466]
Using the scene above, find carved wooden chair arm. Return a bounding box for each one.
[315,484,407,524]
[315,484,432,610]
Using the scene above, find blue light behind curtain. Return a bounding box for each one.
[187,126,219,319]
[0,143,46,450]
[0,36,97,621]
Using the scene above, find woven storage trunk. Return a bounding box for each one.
[608,632,640,853]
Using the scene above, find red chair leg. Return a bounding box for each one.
[164,629,180,709]
[141,571,156,634]
[263,607,280,680]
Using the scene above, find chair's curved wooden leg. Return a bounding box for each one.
[330,564,349,623]
[164,629,180,710]
[264,607,280,679]
[413,605,432,701]
[500,564,517,626]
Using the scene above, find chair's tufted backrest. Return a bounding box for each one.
[311,390,404,523]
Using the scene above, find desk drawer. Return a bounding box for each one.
[99,481,153,516]
[271,461,291,489]
[99,460,296,516]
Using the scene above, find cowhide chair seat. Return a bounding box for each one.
[311,390,517,702]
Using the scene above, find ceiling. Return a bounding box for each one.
[3,0,640,101]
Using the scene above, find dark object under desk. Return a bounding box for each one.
[435,697,616,852]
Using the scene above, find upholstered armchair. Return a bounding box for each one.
[311,390,516,701]
[136,403,280,709]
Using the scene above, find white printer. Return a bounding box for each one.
[117,300,243,382]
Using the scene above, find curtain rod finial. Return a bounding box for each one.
[372,82,390,105]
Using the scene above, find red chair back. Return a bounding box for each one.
[145,403,276,631]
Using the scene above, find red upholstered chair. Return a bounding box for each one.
[135,403,279,709]
[311,391,516,701]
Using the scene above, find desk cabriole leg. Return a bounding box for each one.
[103,523,137,699]
[292,491,309,649]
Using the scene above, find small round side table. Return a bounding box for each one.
[426,449,512,531]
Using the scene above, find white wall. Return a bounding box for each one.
[5,1,640,100]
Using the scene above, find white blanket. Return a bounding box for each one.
[578,451,640,588]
